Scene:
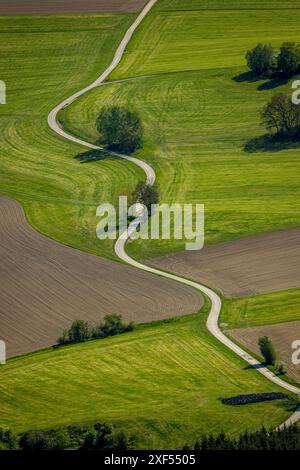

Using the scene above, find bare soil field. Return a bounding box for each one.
[150,228,300,298]
[0,0,147,15]
[227,321,300,383]
[0,197,202,358]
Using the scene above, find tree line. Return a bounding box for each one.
[0,422,134,450]
[2,423,300,450]
[186,425,300,450]
[57,314,134,346]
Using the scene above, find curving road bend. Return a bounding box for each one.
[48,0,300,426]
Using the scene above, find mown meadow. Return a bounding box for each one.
[0,304,295,449]
[61,0,300,259]
[1,0,299,449]
[0,13,142,261]
[221,287,300,329]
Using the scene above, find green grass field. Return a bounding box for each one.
[0,305,295,449]
[61,0,300,259]
[112,0,300,79]
[0,13,144,261]
[221,288,300,330]
[1,0,300,449]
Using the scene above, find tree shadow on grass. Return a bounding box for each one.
[232,71,260,83]
[74,149,113,163]
[233,71,289,91]
[257,76,289,91]
[244,133,300,153]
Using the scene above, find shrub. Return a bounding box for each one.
[68,320,90,343]
[93,314,134,339]
[81,423,112,450]
[258,336,276,366]
[0,429,18,450]
[97,106,143,154]
[277,363,287,375]
[246,43,277,75]
[57,329,69,346]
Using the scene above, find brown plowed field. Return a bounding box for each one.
[227,321,300,383]
[150,228,300,298]
[0,0,147,15]
[0,197,202,358]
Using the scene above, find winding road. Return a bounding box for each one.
[48,0,300,427]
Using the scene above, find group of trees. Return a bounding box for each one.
[57,314,134,346]
[187,425,300,450]
[97,105,143,154]
[0,423,134,450]
[246,42,300,77]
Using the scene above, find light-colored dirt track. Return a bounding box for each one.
[0,0,148,15]
[227,321,300,384]
[150,228,300,298]
[0,196,202,358]
[47,0,300,426]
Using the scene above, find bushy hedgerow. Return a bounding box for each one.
[1,422,135,450]
[57,314,134,346]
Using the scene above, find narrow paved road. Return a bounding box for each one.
[48,0,300,427]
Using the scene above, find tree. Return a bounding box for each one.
[133,182,159,212]
[258,336,276,366]
[246,43,277,75]
[278,42,300,77]
[68,320,90,343]
[97,106,143,154]
[261,93,300,136]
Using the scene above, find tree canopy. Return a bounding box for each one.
[246,43,277,75]
[97,105,143,154]
[258,336,276,366]
[133,182,159,212]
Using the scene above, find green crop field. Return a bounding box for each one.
[221,288,300,330]
[61,0,300,259]
[0,13,143,261]
[0,306,294,449]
